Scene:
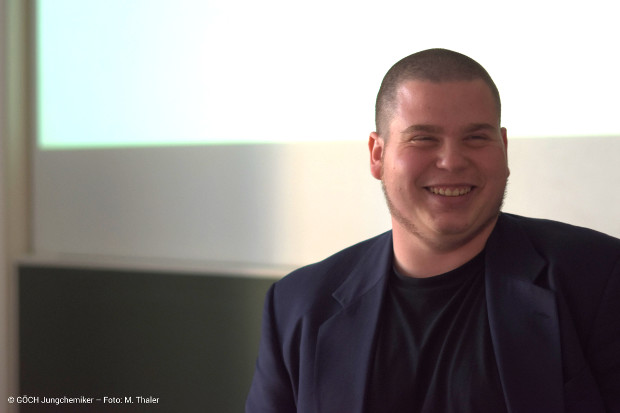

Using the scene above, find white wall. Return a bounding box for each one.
[33,142,389,267]
[505,136,620,236]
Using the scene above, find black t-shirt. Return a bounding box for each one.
[366,252,508,413]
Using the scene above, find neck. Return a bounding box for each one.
[391,218,497,278]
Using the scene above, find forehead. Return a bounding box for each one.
[393,79,499,126]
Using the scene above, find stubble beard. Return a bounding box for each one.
[380,175,508,253]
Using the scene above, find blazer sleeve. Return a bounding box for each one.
[246,284,297,413]
[588,254,620,412]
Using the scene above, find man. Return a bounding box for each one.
[246,49,620,413]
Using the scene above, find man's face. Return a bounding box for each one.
[369,79,509,251]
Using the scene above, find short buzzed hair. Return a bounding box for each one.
[375,48,501,138]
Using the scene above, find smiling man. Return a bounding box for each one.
[246,49,620,413]
[370,78,510,278]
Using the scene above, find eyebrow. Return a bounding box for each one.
[400,124,443,135]
[400,123,497,135]
[463,123,498,133]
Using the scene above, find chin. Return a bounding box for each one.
[430,216,477,235]
[431,215,496,243]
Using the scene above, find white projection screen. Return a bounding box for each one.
[34,0,620,267]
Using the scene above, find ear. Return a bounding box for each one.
[369,132,384,180]
[501,127,510,177]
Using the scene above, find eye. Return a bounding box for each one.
[409,136,438,145]
[465,135,490,146]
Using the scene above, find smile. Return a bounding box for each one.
[427,186,473,197]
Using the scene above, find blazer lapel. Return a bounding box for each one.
[485,215,564,413]
[314,233,392,413]
[313,217,567,413]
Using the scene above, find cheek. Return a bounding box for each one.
[387,157,427,201]
[392,152,425,177]
[492,156,510,177]
[485,163,510,192]
[478,151,509,178]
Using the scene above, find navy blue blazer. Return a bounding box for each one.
[247,213,620,413]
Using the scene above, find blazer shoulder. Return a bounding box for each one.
[276,231,391,292]
[497,213,620,308]
[270,231,392,316]
[501,213,620,259]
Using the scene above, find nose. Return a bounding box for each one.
[436,141,469,171]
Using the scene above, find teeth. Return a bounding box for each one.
[429,187,472,197]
